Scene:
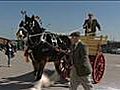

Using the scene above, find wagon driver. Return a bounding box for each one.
[83,13,101,36]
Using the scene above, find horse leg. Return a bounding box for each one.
[54,60,61,75]
[32,60,39,79]
[35,60,46,81]
[29,54,38,78]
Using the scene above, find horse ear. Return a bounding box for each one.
[19,20,24,27]
[25,15,28,21]
[25,15,31,22]
[31,15,35,20]
[21,10,26,15]
[25,14,27,18]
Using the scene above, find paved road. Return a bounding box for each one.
[0,51,120,90]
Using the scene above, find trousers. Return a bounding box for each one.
[69,66,94,90]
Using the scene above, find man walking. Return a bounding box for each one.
[69,31,94,90]
[5,41,16,67]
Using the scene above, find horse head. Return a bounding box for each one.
[16,14,45,40]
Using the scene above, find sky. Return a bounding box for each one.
[0,1,120,41]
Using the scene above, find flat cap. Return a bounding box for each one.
[70,31,80,37]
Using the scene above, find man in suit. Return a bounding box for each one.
[69,31,94,90]
[83,13,101,36]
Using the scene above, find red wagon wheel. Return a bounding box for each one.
[92,52,106,84]
[54,55,71,81]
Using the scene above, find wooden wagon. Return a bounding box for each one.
[58,35,108,84]
[80,35,107,84]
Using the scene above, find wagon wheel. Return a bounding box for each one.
[54,55,71,82]
[92,52,106,84]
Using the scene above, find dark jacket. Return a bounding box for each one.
[5,43,15,58]
[83,19,101,33]
[72,42,92,76]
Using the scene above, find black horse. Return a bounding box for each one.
[16,14,71,81]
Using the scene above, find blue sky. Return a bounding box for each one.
[0,1,120,41]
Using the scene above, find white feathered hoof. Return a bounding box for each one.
[29,70,60,90]
[30,74,51,90]
[40,74,51,87]
[30,80,42,90]
[29,87,41,90]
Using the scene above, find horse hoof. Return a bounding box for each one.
[29,88,36,90]
[29,87,41,90]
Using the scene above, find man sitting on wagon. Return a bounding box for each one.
[83,13,101,36]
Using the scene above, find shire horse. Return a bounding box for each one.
[16,13,71,82]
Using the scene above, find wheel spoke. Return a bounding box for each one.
[92,53,105,84]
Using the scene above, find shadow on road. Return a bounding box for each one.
[0,71,34,90]
[0,69,69,90]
